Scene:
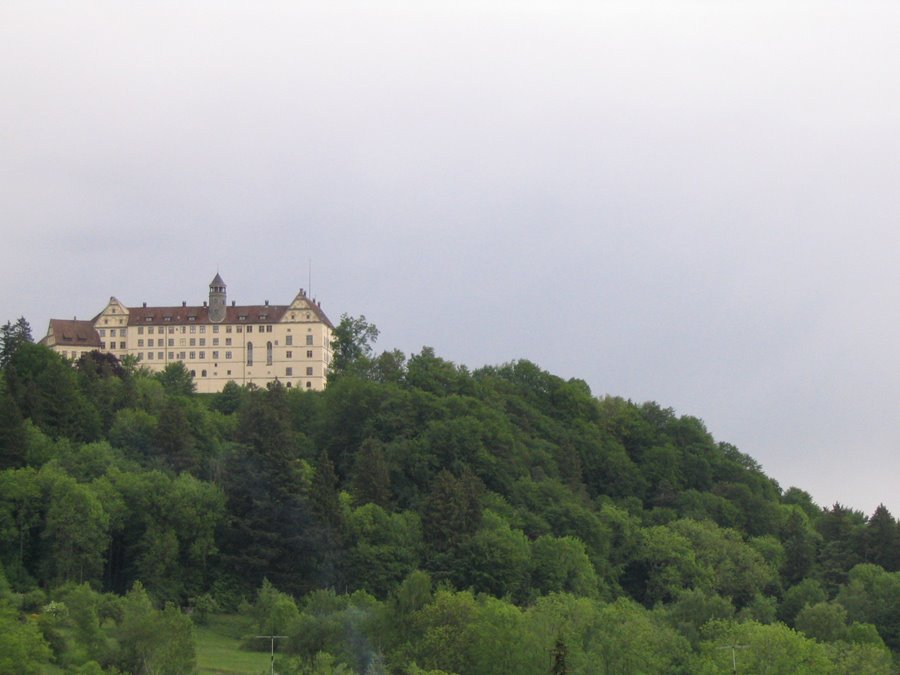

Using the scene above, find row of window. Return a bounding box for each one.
[137,322,279,334]
[108,325,317,346]
[100,342,127,350]
[139,352,316,377]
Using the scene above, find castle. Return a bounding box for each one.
[39,274,334,393]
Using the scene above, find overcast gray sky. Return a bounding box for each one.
[2,1,898,515]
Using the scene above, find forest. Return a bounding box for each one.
[0,315,898,674]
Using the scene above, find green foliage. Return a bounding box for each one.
[3,335,899,666]
[154,361,196,396]
[795,601,849,642]
[329,314,380,380]
[0,601,52,674]
[115,582,195,675]
[42,471,109,586]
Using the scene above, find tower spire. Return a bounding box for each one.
[209,273,227,322]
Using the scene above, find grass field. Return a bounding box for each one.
[195,614,272,674]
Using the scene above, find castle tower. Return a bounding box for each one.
[209,273,227,323]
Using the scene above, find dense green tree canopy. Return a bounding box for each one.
[0,322,898,671]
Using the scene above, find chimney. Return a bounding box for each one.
[265,299,269,306]
[142,302,147,308]
[203,301,207,307]
[232,300,235,306]
[182,301,186,307]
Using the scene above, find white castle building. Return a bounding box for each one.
[39,274,333,393]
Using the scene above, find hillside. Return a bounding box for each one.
[0,317,898,673]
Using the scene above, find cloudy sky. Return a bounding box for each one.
[2,2,898,515]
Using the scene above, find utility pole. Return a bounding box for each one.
[717,643,749,674]
[256,635,287,675]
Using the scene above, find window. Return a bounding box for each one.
[188,316,196,323]
[201,369,207,377]
[190,351,195,359]
[306,350,313,358]
[225,338,232,346]
[266,325,272,333]
[190,370,196,377]
[180,326,186,334]
[213,338,219,346]
[190,338,196,346]
[226,326,232,333]
[147,352,154,360]
[120,328,127,336]
[306,335,313,346]
[199,351,205,359]
[99,329,106,337]
[168,338,174,347]
[213,325,219,333]
[236,326,242,333]
[286,351,292,358]
[138,339,144,347]
[286,367,293,376]
[306,381,312,389]
[145,317,152,323]
[225,351,232,360]
[178,352,186,360]
[158,352,164,360]
[199,338,206,346]
[266,342,273,366]
[190,325,196,333]
[168,352,174,360]
[138,326,144,335]
[147,326,154,334]
[212,351,219,359]
[179,338,186,346]
[148,339,154,347]
[246,342,253,366]
[119,341,126,349]
[100,342,106,349]
[247,325,253,333]
[306,367,313,376]
[199,326,206,333]
[168,326,174,332]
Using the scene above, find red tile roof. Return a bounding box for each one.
[125,302,333,328]
[41,319,102,347]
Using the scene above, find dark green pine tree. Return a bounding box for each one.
[223,383,316,595]
[865,505,899,572]
[309,451,347,589]
[422,469,484,583]
[0,379,27,468]
[350,438,392,508]
[155,399,197,473]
